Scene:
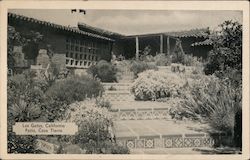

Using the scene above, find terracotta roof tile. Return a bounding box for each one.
[8,12,114,41]
[191,39,213,46]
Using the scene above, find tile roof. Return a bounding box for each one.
[191,39,213,46]
[8,12,114,41]
[124,28,210,39]
[78,22,124,39]
[164,28,210,38]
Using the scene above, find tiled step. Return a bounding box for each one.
[118,77,134,83]
[113,120,228,149]
[116,133,223,149]
[111,108,169,120]
[102,83,132,91]
[103,91,135,102]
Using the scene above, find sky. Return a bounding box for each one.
[9,9,242,35]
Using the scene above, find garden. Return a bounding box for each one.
[7,20,242,153]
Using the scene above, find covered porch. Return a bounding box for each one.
[121,34,176,60]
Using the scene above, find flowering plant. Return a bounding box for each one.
[62,98,116,153]
[131,70,186,100]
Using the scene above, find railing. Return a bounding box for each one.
[65,57,97,68]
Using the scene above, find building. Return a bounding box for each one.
[78,22,212,59]
[8,12,114,75]
[8,12,212,75]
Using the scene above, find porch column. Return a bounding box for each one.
[135,36,139,60]
[160,34,164,54]
[167,36,170,55]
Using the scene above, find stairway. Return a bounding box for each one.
[101,64,227,153]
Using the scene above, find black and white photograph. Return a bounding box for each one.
[0,1,249,159]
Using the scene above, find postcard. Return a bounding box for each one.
[0,1,249,160]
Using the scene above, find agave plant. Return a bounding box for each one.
[8,98,42,122]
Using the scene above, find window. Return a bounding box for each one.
[66,52,69,57]
[70,60,74,65]
[75,46,79,51]
[76,40,80,45]
[80,61,83,66]
[66,44,69,50]
[84,54,87,60]
[80,47,83,52]
[66,59,69,64]
[88,55,91,60]
[75,61,78,66]
[80,54,83,59]
[70,52,73,58]
[88,62,91,66]
[71,45,74,51]
[84,61,87,66]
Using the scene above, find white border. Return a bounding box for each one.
[0,1,249,160]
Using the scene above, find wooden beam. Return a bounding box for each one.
[135,36,139,60]
[160,34,164,54]
[167,36,170,55]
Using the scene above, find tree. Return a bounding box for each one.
[8,25,43,71]
[204,20,242,75]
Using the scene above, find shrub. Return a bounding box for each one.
[8,133,38,153]
[44,75,104,121]
[95,97,112,110]
[7,71,47,153]
[87,60,118,82]
[61,100,129,154]
[170,75,241,134]
[171,49,185,65]
[46,75,103,104]
[131,70,186,100]
[109,143,130,154]
[140,55,155,62]
[129,60,158,78]
[182,54,201,66]
[154,54,171,66]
